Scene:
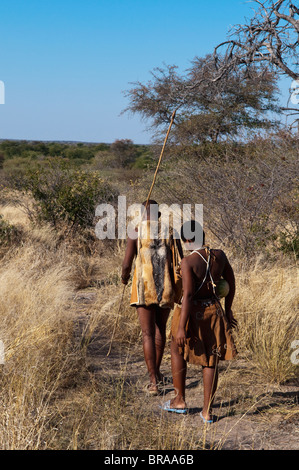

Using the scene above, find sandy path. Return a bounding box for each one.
[75,289,299,450]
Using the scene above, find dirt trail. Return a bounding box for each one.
[75,289,299,451]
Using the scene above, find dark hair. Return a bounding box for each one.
[142,199,161,217]
[142,199,159,207]
[180,220,205,244]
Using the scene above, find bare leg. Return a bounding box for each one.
[202,366,218,421]
[137,305,157,389]
[137,305,170,392]
[154,307,170,381]
[170,337,187,409]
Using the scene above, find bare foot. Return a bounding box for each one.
[200,409,213,422]
[146,383,159,395]
[170,397,187,410]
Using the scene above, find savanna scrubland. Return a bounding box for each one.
[0,132,298,450]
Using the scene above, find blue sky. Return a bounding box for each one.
[0,0,293,144]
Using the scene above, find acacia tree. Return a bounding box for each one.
[124,54,281,144]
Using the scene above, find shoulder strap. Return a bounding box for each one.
[191,247,216,297]
[190,250,208,263]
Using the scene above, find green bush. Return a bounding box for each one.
[278,230,299,258]
[18,159,118,230]
[0,215,21,246]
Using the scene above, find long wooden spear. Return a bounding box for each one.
[106,108,178,357]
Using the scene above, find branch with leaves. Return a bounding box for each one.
[124,55,281,144]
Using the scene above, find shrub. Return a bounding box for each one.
[278,230,299,259]
[16,158,118,230]
[151,135,298,258]
[0,214,21,247]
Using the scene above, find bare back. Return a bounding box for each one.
[184,248,231,299]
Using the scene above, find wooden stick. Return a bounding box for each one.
[144,108,177,209]
[107,109,177,357]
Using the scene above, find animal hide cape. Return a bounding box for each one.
[130,220,182,308]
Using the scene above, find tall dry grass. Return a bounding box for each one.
[0,233,86,449]
[0,200,297,450]
[233,256,298,384]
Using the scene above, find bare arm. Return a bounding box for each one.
[121,235,137,284]
[176,258,194,347]
[222,259,237,328]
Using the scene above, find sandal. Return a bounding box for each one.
[200,411,213,424]
[159,399,188,414]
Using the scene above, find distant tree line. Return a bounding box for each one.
[0,140,108,161]
[0,139,154,170]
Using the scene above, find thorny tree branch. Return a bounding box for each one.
[214,0,299,126]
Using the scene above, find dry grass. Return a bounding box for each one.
[0,200,297,450]
[0,209,86,449]
[0,246,82,449]
[233,256,299,384]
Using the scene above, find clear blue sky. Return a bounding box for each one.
[0,0,292,144]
